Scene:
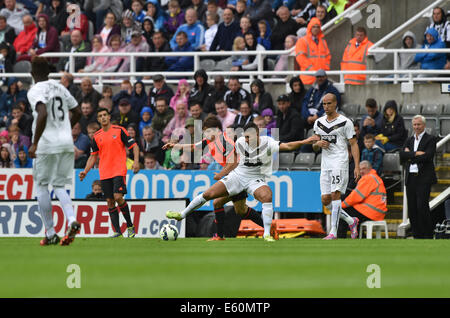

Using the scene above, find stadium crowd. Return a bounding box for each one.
[0,0,449,174]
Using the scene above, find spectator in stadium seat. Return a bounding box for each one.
[146,0,168,33]
[170,79,190,111]
[78,100,97,135]
[270,6,299,51]
[98,34,127,73]
[144,152,163,169]
[42,0,68,35]
[212,75,227,102]
[398,31,420,71]
[14,145,32,168]
[340,26,373,85]
[86,121,100,142]
[188,69,216,114]
[230,36,248,69]
[146,31,172,72]
[361,133,384,176]
[0,143,15,168]
[151,96,175,133]
[57,29,91,72]
[85,180,105,200]
[165,31,195,71]
[233,32,266,71]
[139,107,153,136]
[414,27,447,75]
[215,99,236,129]
[376,100,407,152]
[231,100,257,129]
[112,98,141,128]
[276,94,304,143]
[0,78,27,124]
[204,0,223,25]
[209,7,240,52]
[101,86,113,101]
[189,101,208,123]
[13,14,37,61]
[0,15,17,45]
[78,35,109,73]
[170,8,205,51]
[237,16,253,38]
[257,19,271,50]
[425,6,450,69]
[295,17,331,85]
[96,11,121,47]
[130,81,148,115]
[142,16,154,47]
[288,76,306,114]
[75,77,102,108]
[61,3,89,41]
[224,76,251,111]
[191,0,207,24]
[338,160,387,238]
[301,69,340,130]
[162,100,189,143]
[262,108,276,136]
[249,79,273,115]
[0,0,29,35]
[360,98,383,138]
[0,39,16,79]
[294,0,327,28]
[148,74,175,109]
[201,11,219,51]
[141,125,164,164]
[315,3,334,26]
[244,0,273,27]
[60,72,80,98]
[8,122,30,153]
[131,0,146,24]
[124,31,150,72]
[274,34,297,76]
[121,9,142,45]
[72,121,91,168]
[234,0,247,21]
[290,0,310,17]
[164,0,185,38]
[8,103,32,138]
[400,115,437,239]
[127,123,143,159]
[83,0,123,34]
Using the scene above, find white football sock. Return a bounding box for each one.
[340,209,354,225]
[180,194,207,218]
[330,200,341,236]
[36,185,55,238]
[54,187,76,225]
[262,202,273,237]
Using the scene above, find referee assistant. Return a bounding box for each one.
[80,107,140,238]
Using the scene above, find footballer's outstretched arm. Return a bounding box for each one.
[213,151,239,180]
[79,153,98,181]
[279,135,321,152]
[28,102,47,158]
[162,142,195,152]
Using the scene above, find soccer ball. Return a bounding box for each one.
[160,224,179,241]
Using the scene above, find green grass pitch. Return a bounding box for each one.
[1,237,450,298]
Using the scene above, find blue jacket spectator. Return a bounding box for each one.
[146,0,168,32]
[209,8,240,51]
[272,0,297,10]
[361,134,384,176]
[166,32,194,71]
[14,145,33,168]
[139,106,154,136]
[130,81,148,114]
[301,72,340,127]
[170,8,205,51]
[0,78,27,122]
[257,20,272,50]
[414,27,447,70]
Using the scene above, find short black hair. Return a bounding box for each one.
[189,101,202,109]
[97,107,110,115]
[203,114,222,131]
[155,96,167,104]
[365,98,377,109]
[243,122,259,133]
[31,56,50,78]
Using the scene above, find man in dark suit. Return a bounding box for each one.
[400,115,437,239]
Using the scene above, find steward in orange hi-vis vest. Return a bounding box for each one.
[340,33,373,85]
[295,17,331,85]
[342,169,387,221]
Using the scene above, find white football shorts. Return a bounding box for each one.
[33,152,74,188]
[220,170,267,197]
[320,169,349,195]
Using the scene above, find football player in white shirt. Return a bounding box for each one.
[313,93,361,240]
[167,122,319,241]
[28,57,82,246]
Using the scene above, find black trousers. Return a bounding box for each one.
[406,175,433,239]
[337,207,371,238]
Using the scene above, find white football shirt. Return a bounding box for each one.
[313,114,355,171]
[27,80,79,154]
[234,135,280,178]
